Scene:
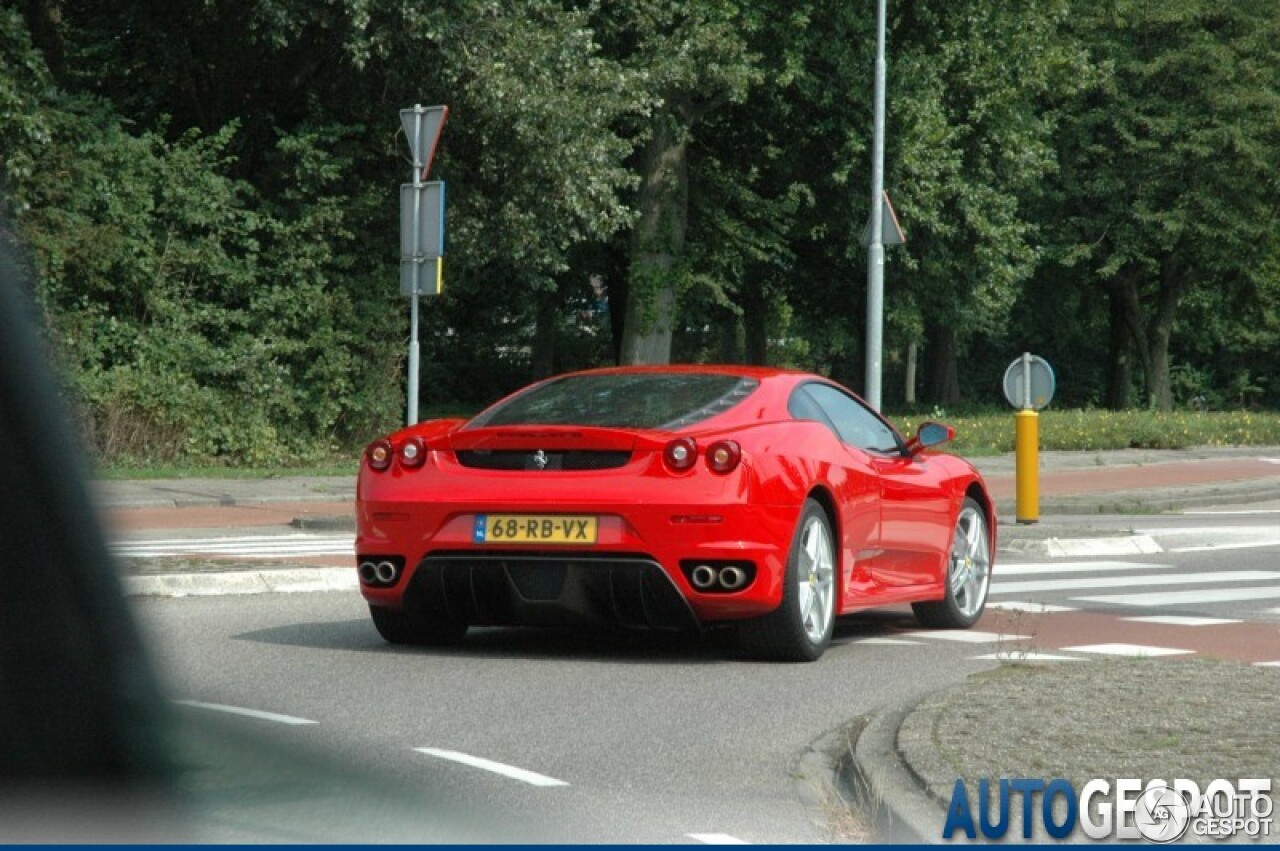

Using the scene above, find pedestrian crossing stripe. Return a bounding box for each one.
[997,561,1169,576]
[992,570,1279,595]
[1059,643,1194,657]
[1074,585,1280,607]
[112,533,353,558]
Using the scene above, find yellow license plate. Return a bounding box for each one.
[473,514,598,545]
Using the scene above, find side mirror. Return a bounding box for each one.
[905,421,955,456]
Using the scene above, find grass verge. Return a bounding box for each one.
[94,409,1280,476]
[891,409,1280,454]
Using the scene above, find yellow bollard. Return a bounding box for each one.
[1015,409,1039,523]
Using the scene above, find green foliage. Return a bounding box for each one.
[888,1,1088,362]
[1039,0,1280,411]
[3,13,404,463]
[3,1,1279,470]
[894,409,1280,454]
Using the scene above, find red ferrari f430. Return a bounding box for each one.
[356,366,995,661]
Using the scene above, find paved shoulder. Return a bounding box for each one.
[92,475,355,510]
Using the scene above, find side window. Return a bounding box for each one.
[787,385,838,433]
[801,383,902,453]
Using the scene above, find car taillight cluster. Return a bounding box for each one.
[663,438,742,474]
[365,437,427,472]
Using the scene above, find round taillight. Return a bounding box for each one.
[663,438,698,472]
[706,440,741,474]
[400,437,426,468]
[366,439,393,472]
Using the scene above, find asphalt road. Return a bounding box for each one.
[116,508,1280,842]
[132,591,1001,843]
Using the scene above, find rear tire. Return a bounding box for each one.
[912,497,992,629]
[369,604,467,646]
[738,499,837,662]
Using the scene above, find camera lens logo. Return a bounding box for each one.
[1135,784,1192,843]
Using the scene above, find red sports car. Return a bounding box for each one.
[356,366,995,661]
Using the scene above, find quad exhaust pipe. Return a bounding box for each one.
[359,559,401,586]
[688,563,751,592]
[690,564,718,590]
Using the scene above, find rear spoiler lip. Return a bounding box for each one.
[446,425,671,453]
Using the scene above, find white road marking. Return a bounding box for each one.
[992,570,1280,595]
[1122,615,1243,627]
[414,748,569,788]
[1046,536,1162,558]
[125,568,357,597]
[997,561,1170,576]
[1181,509,1280,515]
[1254,661,1280,668]
[686,834,750,845]
[1060,643,1194,657]
[987,601,1078,613]
[851,637,924,646]
[971,651,1087,662]
[1170,540,1280,554]
[1138,526,1280,535]
[1075,585,1280,607]
[903,630,1031,643]
[114,533,354,559]
[1262,458,1280,465]
[174,699,317,725]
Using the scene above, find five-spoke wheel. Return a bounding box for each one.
[739,499,836,662]
[912,497,991,629]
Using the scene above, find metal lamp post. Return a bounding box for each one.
[865,0,888,412]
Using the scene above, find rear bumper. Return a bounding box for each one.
[401,553,700,631]
[357,497,799,626]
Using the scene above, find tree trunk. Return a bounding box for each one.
[605,277,627,365]
[742,277,767,365]
[1145,258,1188,412]
[1115,276,1151,403]
[717,314,740,363]
[924,320,961,406]
[21,0,64,79]
[1104,285,1131,410]
[620,117,687,365]
[1146,327,1174,412]
[530,290,557,380]
[904,341,918,405]
[1117,262,1187,412]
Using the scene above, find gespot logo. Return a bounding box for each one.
[942,777,1274,842]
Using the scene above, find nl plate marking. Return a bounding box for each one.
[473,514,598,545]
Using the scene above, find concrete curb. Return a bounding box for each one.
[792,720,867,839]
[290,514,357,531]
[844,698,945,844]
[994,479,1280,518]
[124,567,357,597]
[999,533,1163,558]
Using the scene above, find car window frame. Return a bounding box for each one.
[788,381,906,456]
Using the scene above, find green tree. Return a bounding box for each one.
[884,0,1084,405]
[1050,0,1280,411]
[597,0,760,365]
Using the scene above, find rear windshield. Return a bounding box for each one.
[468,373,759,430]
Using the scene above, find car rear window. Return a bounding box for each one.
[468,373,760,430]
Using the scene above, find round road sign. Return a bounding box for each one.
[1002,353,1055,410]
